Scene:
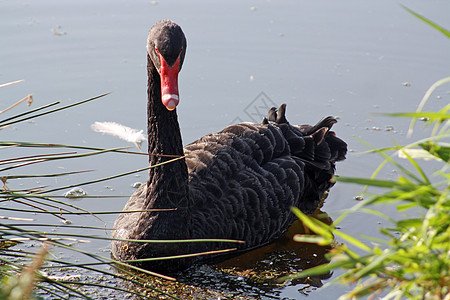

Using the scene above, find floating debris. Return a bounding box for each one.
[64,187,87,198]
[48,274,81,281]
[91,121,147,150]
[0,94,33,114]
[132,182,143,188]
[398,149,440,161]
[51,25,67,36]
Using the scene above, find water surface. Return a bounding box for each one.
[1,0,449,299]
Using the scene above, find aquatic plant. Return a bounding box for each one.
[0,80,332,299]
[282,8,449,298]
[1,88,238,299]
[1,90,165,299]
[282,76,449,299]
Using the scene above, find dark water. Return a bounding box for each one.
[1,0,449,299]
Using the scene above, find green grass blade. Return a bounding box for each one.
[291,207,333,239]
[1,249,173,299]
[334,177,397,188]
[0,256,95,300]
[2,224,243,244]
[40,155,186,194]
[125,248,237,264]
[3,230,178,282]
[45,281,157,300]
[9,223,111,230]
[333,230,372,253]
[406,77,450,137]
[420,141,450,162]
[397,148,431,184]
[0,151,78,166]
[401,5,450,38]
[39,278,96,300]
[292,234,331,245]
[0,93,110,127]
[278,259,354,283]
[0,147,128,173]
[0,101,60,125]
[1,170,93,180]
[0,207,172,215]
[357,138,425,184]
[383,110,450,120]
[352,250,392,279]
[0,141,145,156]
[359,208,395,223]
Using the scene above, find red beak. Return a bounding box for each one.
[159,53,181,111]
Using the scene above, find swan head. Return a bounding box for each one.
[147,19,187,111]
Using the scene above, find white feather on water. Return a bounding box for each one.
[397,148,440,161]
[91,121,147,150]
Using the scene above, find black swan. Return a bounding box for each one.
[112,19,347,273]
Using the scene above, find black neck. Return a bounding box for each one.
[145,54,189,210]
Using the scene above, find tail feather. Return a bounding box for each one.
[311,127,328,145]
[267,107,277,122]
[298,116,338,135]
[264,104,347,213]
[276,104,288,124]
[325,133,347,162]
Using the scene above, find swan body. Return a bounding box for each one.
[112,19,347,273]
